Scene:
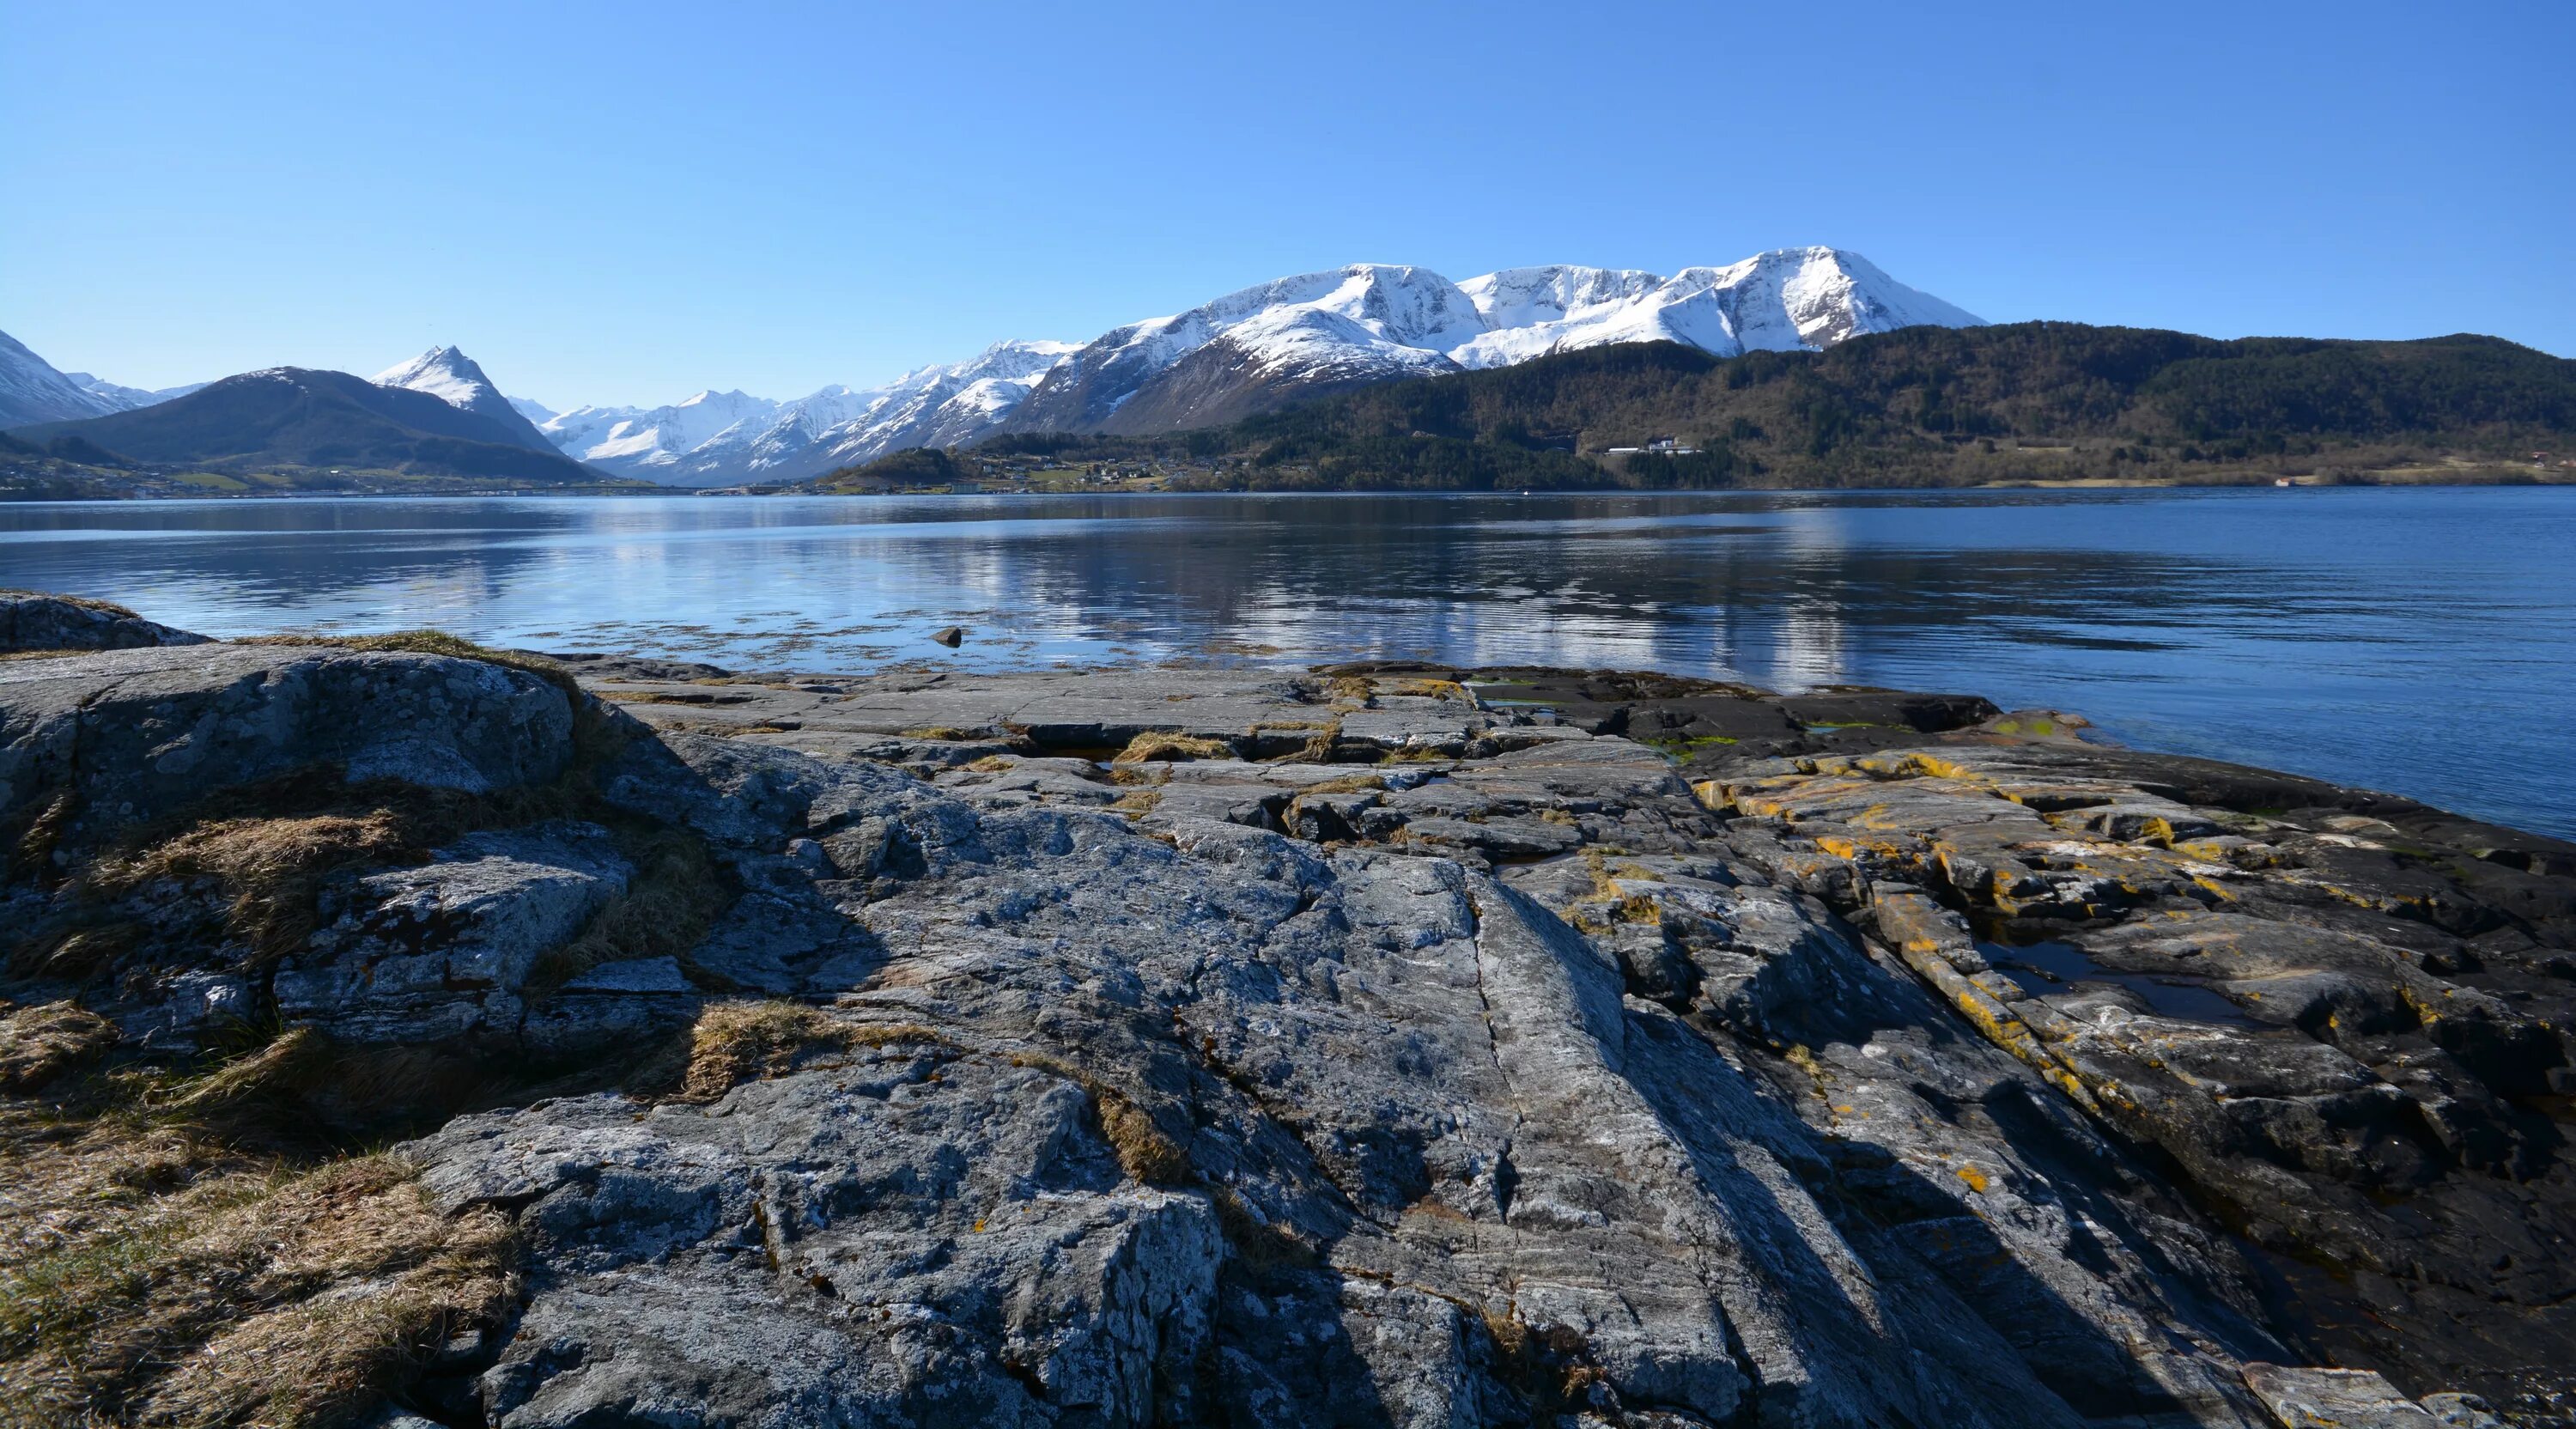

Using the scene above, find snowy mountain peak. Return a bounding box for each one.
[371,346,557,453]
[372,345,492,406]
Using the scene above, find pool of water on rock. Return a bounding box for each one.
[1978,939,2273,1029]
[3,484,2570,836]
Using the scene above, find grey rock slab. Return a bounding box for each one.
[2239,1364,2439,1426]
[0,591,210,652]
[409,1048,1224,1429]
[0,643,574,845]
[274,823,630,1043]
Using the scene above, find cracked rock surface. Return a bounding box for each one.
[5,632,2572,1427]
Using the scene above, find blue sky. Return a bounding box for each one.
[4,0,2568,408]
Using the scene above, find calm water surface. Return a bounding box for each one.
[3,487,2569,838]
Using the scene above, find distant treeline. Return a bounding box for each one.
[814,322,2576,491]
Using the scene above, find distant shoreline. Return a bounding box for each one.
[7,468,2573,503]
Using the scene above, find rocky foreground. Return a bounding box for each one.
[4,593,2574,1429]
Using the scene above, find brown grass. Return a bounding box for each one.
[0,649,88,663]
[1613,894,1663,926]
[1006,1052,1186,1185]
[11,921,144,984]
[234,629,579,705]
[8,793,73,884]
[1324,675,1376,706]
[0,1151,515,1429]
[1107,788,1162,818]
[1284,719,1343,764]
[1,590,139,618]
[678,1002,947,1102]
[527,824,733,993]
[83,812,415,963]
[1388,678,1472,702]
[0,1000,117,1092]
[1111,732,1235,764]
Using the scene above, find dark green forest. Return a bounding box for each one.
[824,322,2576,491]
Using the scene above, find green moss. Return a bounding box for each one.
[1641,733,1740,761]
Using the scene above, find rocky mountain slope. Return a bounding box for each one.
[372,347,562,453]
[3,590,2568,1427]
[0,332,204,429]
[0,329,127,428]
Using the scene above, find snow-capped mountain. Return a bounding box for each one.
[371,346,558,453]
[513,246,1975,483]
[538,341,1079,486]
[1,329,128,428]
[792,340,1079,477]
[1005,266,1480,435]
[998,246,1981,437]
[537,389,783,481]
[64,373,209,411]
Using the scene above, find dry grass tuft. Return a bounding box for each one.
[528,824,732,993]
[1613,894,1663,926]
[162,1027,324,1111]
[0,1000,117,1092]
[1388,678,1473,702]
[1212,1189,1316,1271]
[234,629,579,705]
[1324,675,1376,706]
[899,726,983,742]
[0,648,88,663]
[0,1151,516,1429]
[1111,732,1235,764]
[1291,720,1344,764]
[679,1001,945,1102]
[84,812,415,964]
[1107,788,1162,819]
[8,793,73,884]
[1007,1052,1187,1185]
[1,590,140,618]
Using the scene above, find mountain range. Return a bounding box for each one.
[3,247,1981,486]
[8,368,602,484]
[527,247,1979,486]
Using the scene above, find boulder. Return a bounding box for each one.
[0,643,576,848]
[0,589,210,653]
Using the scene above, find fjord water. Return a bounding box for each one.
[3,486,2570,838]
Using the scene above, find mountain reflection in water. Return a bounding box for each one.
[3,486,2569,838]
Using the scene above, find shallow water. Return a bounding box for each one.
[1979,939,2270,1029]
[3,486,2570,837]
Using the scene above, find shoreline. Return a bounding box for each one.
[6,459,2572,503]
[6,595,2576,1420]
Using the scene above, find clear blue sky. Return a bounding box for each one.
[4,0,2568,408]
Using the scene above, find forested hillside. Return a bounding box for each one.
[821,323,2576,490]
